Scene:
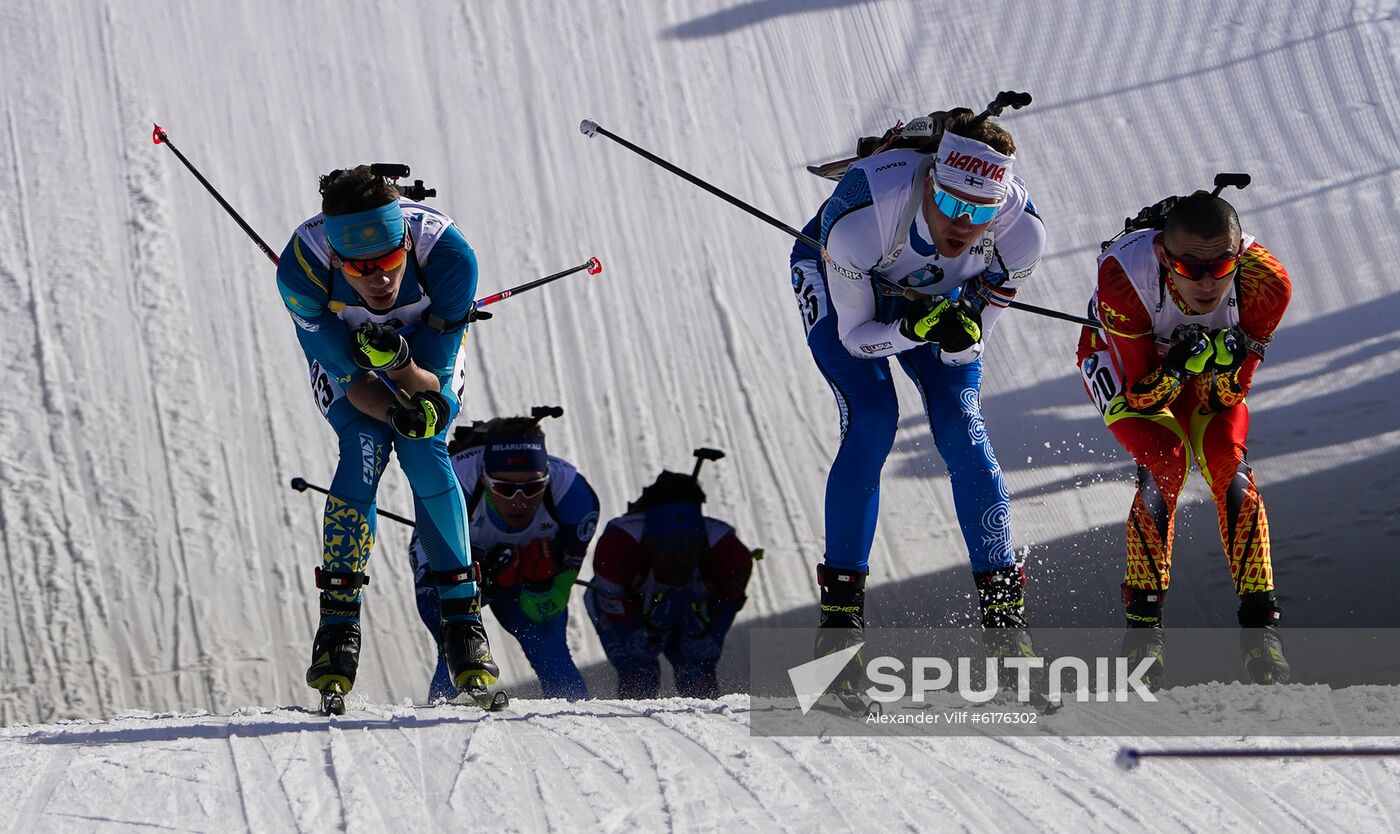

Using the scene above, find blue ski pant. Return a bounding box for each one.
[319,395,476,624]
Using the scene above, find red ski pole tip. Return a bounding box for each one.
[586,257,603,275]
[152,123,166,144]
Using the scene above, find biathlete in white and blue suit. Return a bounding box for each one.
[789,113,1046,662]
[275,165,497,701]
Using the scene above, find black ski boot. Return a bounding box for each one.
[306,617,362,716]
[1120,586,1167,691]
[1238,591,1290,684]
[442,616,500,692]
[812,564,873,715]
[975,565,1058,713]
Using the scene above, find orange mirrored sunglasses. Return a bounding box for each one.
[336,238,409,278]
[1163,247,1241,282]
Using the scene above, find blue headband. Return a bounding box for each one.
[483,436,549,474]
[324,202,405,258]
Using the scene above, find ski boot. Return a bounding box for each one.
[976,565,1059,713]
[811,564,876,717]
[306,619,362,716]
[442,616,505,709]
[1238,591,1290,684]
[306,571,370,716]
[1120,586,1166,691]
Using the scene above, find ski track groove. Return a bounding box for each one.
[703,277,802,618]
[104,2,223,716]
[6,103,102,720]
[318,728,349,831]
[223,734,254,833]
[641,706,789,829]
[11,747,75,831]
[233,733,302,834]
[608,705,678,831]
[763,735,861,831]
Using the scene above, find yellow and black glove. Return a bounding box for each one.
[389,389,450,439]
[899,295,982,351]
[351,322,410,372]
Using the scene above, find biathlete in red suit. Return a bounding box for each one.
[1077,190,1292,685]
[584,472,754,698]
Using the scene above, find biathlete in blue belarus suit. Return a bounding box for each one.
[789,113,1047,667]
[410,415,600,702]
[275,165,496,702]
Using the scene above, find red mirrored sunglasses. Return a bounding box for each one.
[1163,246,1241,282]
[336,238,409,278]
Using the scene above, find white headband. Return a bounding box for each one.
[934,132,1015,203]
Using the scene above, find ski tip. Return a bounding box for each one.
[586,257,603,275]
[319,683,348,716]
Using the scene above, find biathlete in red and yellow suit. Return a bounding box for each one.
[1076,190,1292,686]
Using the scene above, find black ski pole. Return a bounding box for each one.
[290,477,415,527]
[580,120,812,243]
[579,118,1100,331]
[155,124,413,408]
[153,124,281,266]
[1116,745,1400,771]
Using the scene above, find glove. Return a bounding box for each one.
[519,569,578,624]
[389,389,451,438]
[351,322,410,372]
[899,295,982,353]
[1209,327,1246,372]
[473,545,516,595]
[1161,324,1215,378]
[642,587,690,634]
[682,598,713,638]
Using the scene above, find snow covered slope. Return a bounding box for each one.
[4,697,1400,833]
[2,0,1399,731]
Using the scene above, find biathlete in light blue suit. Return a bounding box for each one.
[275,165,497,700]
[791,113,1046,653]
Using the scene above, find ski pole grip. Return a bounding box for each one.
[580,119,600,137]
[290,477,309,492]
[586,257,603,275]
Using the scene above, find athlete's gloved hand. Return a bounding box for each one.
[1209,327,1246,372]
[1161,324,1215,378]
[351,322,410,372]
[389,389,451,438]
[900,295,982,349]
[520,569,578,623]
[642,586,691,634]
[472,544,515,595]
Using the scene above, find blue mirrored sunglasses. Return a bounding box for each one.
[931,186,1001,225]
